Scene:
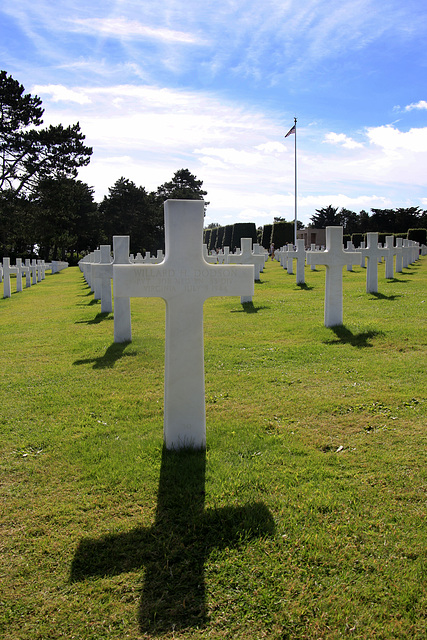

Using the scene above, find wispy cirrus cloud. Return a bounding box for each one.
[4,0,426,84]
[68,17,205,45]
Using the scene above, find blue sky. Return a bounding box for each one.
[1,0,427,227]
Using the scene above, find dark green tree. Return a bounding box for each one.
[0,70,92,197]
[339,208,359,235]
[156,169,208,210]
[32,177,99,262]
[309,205,340,228]
[0,193,34,258]
[369,208,396,233]
[358,210,371,233]
[99,177,163,253]
[395,207,426,233]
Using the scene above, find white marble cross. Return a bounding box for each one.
[2,258,18,298]
[288,239,306,284]
[26,259,36,285]
[29,259,38,285]
[112,237,132,343]
[306,226,361,327]
[285,244,295,274]
[98,244,113,313]
[385,236,397,279]
[402,240,411,268]
[360,232,387,293]
[395,238,403,273]
[228,237,265,281]
[113,200,254,449]
[92,249,102,300]
[345,241,355,271]
[15,259,30,292]
[253,243,267,270]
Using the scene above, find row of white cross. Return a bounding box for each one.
[78,202,423,450]
[276,232,421,284]
[274,229,422,327]
[1,258,68,298]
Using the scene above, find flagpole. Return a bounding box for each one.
[294,117,297,245]
[284,118,298,244]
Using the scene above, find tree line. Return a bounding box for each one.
[308,205,427,235]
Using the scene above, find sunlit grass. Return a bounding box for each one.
[1,257,426,639]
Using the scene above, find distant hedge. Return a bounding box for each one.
[204,228,211,248]
[209,227,218,252]
[223,225,233,249]
[231,223,257,251]
[351,233,364,247]
[408,228,427,244]
[271,221,294,248]
[216,226,225,249]
[261,224,273,249]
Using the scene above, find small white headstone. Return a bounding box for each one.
[2,258,18,298]
[113,237,132,343]
[385,236,396,279]
[360,233,387,293]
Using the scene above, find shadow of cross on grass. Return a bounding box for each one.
[70,447,275,635]
[73,342,136,369]
[324,324,385,348]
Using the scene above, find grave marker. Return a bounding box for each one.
[112,237,132,343]
[92,250,102,300]
[306,226,361,327]
[395,238,403,272]
[99,245,113,313]
[114,200,254,449]
[228,237,264,281]
[361,232,387,293]
[15,259,30,292]
[2,258,18,298]
[385,236,397,279]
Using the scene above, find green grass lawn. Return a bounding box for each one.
[1,257,426,639]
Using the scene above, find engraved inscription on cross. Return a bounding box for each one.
[113,200,254,449]
[306,226,361,327]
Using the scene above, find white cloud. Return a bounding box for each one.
[404,100,427,111]
[298,194,390,210]
[324,132,363,149]
[69,17,204,45]
[237,209,275,221]
[194,147,262,167]
[366,124,427,152]
[32,84,92,104]
[255,141,287,154]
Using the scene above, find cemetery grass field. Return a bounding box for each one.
[1,258,426,640]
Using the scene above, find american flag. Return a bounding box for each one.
[285,124,296,137]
